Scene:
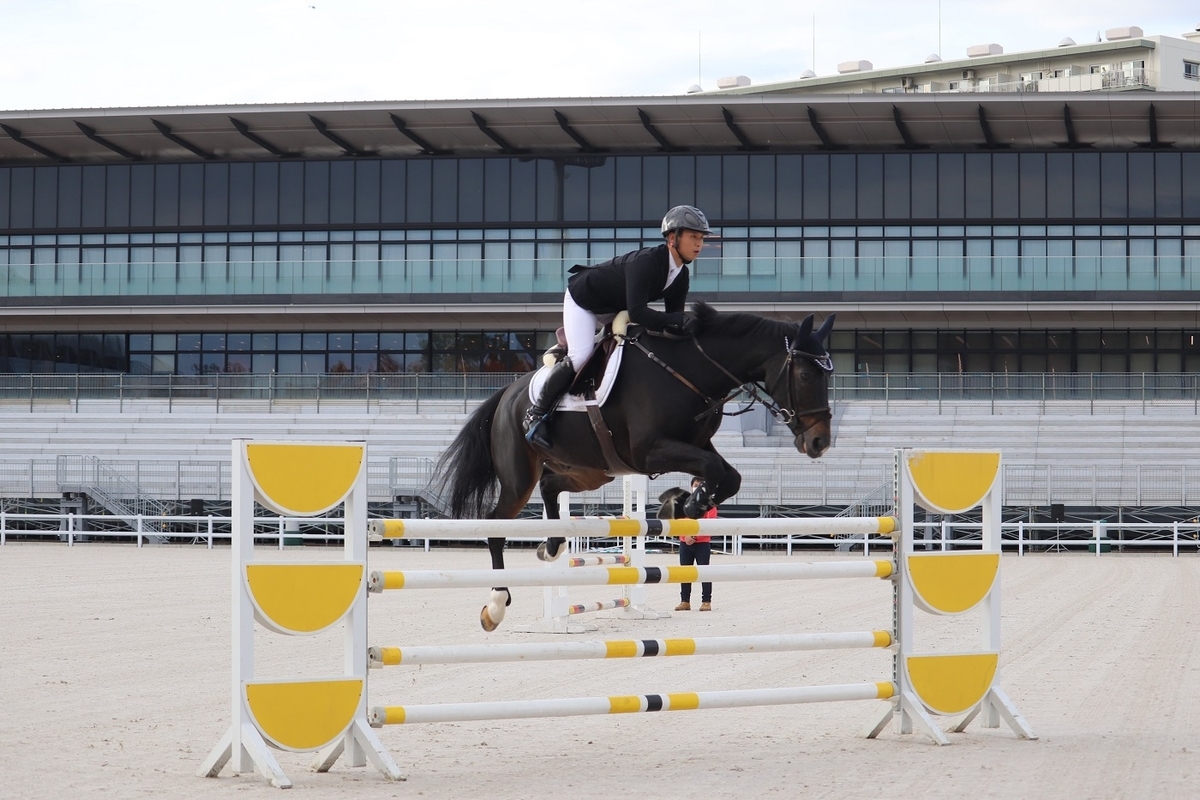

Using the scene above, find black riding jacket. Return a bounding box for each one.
[566,244,690,331]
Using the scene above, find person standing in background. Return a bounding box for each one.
[676,477,714,611]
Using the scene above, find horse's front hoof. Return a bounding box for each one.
[682,484,712,519]
[480,605,499,632]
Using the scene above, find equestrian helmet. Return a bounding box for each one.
[661,205,715,236]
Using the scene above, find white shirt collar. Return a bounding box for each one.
[664,246,684,288]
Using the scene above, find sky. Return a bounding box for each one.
[0,1,1196,110]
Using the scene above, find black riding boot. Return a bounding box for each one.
[523,360,576,448]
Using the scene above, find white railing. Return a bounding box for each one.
[6,513,1200,557]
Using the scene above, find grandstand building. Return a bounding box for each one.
[2,24,1200,529]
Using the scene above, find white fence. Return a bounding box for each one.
[5,513,1200,556]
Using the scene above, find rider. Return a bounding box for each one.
[523,205,717,448]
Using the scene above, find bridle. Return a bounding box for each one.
[626,330,833,434]
[759,336,834,437]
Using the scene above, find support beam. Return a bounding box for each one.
[150,119,213,159]
[0,124,69,162]
[891,105,927,149]
[74,122,140,160]
[1136,103,1171,148]
[388,114,445,155]
[1061,104,1084,148]
[230,117,292,158]
[975,105,1008,149]
[471,112,524,154]
[309,115,370,157]
[637,108,680,151]
[554,110,602,153]
[805,106,841,149]
[721,107,762,150]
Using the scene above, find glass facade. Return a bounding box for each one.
[3,151,1199,375]
[4,153,1199,232]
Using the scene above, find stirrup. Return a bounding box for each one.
[525,415,553,448]
[522,408,542,434]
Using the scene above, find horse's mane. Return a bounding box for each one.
[691,303,830,357]
[691,302,801,345]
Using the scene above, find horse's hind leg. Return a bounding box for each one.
[481,536,514,632]
[536,469,613,562]
[479,439,542,632]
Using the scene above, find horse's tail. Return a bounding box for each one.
[435,386,506,519]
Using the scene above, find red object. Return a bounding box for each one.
[692,505,716,541]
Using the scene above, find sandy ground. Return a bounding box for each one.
[3,542,1199,800]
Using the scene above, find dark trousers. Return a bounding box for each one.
[679,540,712,602]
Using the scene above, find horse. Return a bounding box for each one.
[435,301,836,630]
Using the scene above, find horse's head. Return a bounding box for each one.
[766,313,836,459]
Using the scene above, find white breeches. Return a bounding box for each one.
[563,290,599,368]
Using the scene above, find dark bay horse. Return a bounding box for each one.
[435,302,835,630]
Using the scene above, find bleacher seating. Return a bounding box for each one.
[1,397,1198,508]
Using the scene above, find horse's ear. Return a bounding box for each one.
[815,313,836,344]
[797,314,814,340]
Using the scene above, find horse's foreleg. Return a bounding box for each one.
[481,536,512,632]
[685,461,741,518]
[536,469,612,561]
[642,442,732,519]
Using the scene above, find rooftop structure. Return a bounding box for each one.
[709,25,1200,96]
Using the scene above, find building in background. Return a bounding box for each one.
[3,25,1200,378]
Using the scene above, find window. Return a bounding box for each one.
[1185,61,1199,80]
[1019,71,1043,82]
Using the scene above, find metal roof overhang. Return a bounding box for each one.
[3,92,1199,165]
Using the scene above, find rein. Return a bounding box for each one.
[624,329,833,431]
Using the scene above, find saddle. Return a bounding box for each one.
[540,311,633,396]
[536,312,637,475]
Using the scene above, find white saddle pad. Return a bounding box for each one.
[528,342,625,412]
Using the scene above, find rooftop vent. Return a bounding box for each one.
[966,43,1003,58]
[1184,25,1200,42]
[800,69,817,79]
[1105,26,1143,41]
[716,75,751,89]
[686,84,703,93]
[924,53,942,63]
[1058,36,1076,47]
[837,59,873,74]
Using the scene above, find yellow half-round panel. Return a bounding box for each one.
[243,441,365,516]
[245,563,363,635]
[906,652,998,716]
[245,678,362,752]
[906,553,999,615]
[906,451,1000,514]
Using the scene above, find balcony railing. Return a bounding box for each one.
[0,372,1197,415]
[3,254,1200,299]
